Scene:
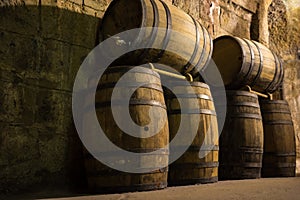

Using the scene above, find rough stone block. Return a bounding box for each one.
[40,0,60,6]
[0,31,39,75]
[284,66,297,81]
[35,88,73,133]
[0,82,24,123]
[67,45,92,90]
[82,3,105,18]
[0,36,90,92]
[219,0,253,21]
[231,0,258,13]
[0,4,39,37]
[0,124,40,192]
[57,0,83,13]
[38,39,70,90]
[38,134,67,173]
[0,0,36,6]
[213,26,232,38]
[219,7,251,38]
[0,79,38,125]
[0,159,41,193]
[41,4,100,48]
[83,0,109,12]
[172,0,211,22]
[0,125,39,164]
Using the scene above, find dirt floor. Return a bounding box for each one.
[2,177,300,200]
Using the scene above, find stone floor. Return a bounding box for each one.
[2,177,300,200]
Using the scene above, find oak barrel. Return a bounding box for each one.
[212,35,283,93]
[100,0,213,76]
[219,91,263,180]
[260,100,296,177]
[165,81,219,185]
[83,66,169,193]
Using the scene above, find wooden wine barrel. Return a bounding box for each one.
[260,100,296,177]
[212,35,283,93]
[100,0,213,76]
[83,66,169,193]
[219,91,264,180]
[165,81,219,185]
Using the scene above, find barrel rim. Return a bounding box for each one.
[168,108,217,116]
[105,65,160,77]
[276,58,284,92]
[266,55,284,93]
[97,82,164,93]
[226,90,258,98]
[242,38,255,85]
[153,0,172,62]
[227,102,260,108]
[164,93,213,101]
[190,22,214,76]
[183,15,201,73]
[201,26,214,72]
[261,110,291,114]
[95,99,167,109]
[137,0,160,61]
[213,35,282,93]
[232,37,252,88]
[213,35,247,87]
[227,113,262,119]
[164,80,210,88]
[100,0,147,45]
[262,120,294,125]
[265,50,280,92]
[249,40,264,88]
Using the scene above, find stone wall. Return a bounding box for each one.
[171,0,257,39]
[0,0,299,194]
[0,0,106,193]
[267,0,300,174]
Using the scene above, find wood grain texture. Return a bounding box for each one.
[219,90,264,180]
[100,0,213,76]
[260,100,296,177]
[83,66,169,193]
[212,35,283,93]
[165,81,219,185]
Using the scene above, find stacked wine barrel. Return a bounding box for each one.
[218,91,264,180]
[82,0,296,194]
[83,66,169,193]
[83,0,218,194]
[212,35,296,180]
[164,81,219,185]
[260,100,296,177]
[212,35,284,94]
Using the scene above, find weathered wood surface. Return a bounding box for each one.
[165,81,219,185]
[219,90,264,180]
[260,100,296,177]
[83,66,169,193]
[212,35,283,93]
[100,0,213,76]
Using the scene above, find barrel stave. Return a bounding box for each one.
[100,0,212,74]
[260,100,296,177]
[166,81,219,185]
[212,35,283,93]
[219,91,263,180]
[83,66,169,193]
